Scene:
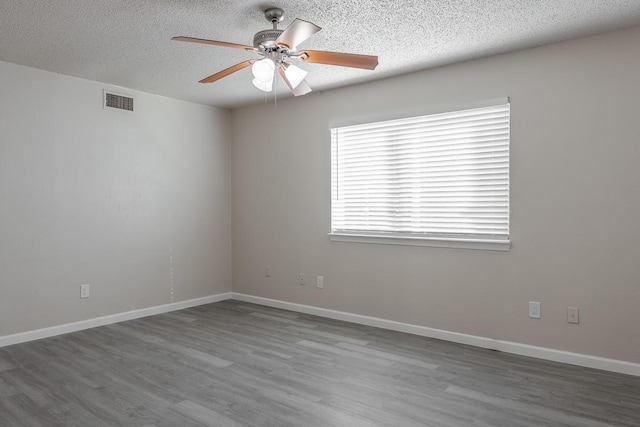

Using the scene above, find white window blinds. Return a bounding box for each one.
[331,102,510,246]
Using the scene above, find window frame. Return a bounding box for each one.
[329,98,511,251]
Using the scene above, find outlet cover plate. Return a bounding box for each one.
[529,301,540,319]
[80,284,90,299]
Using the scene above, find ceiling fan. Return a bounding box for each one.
[173,7,378,97]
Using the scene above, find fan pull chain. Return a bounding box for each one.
[273,68,277,107]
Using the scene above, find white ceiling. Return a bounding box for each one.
[2,1,640,109]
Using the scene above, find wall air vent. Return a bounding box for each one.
[103,90,134,112]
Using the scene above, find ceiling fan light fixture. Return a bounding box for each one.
[174,8,378,98]
[252,58,275,82]
[283,64,307,89]
[252,77,273,92]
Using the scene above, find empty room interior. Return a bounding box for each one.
[1,1,639,426]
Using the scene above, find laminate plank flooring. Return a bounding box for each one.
[0,300,638,426]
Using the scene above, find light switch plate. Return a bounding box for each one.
[568,307,579,324]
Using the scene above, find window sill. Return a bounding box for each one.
[328,233,511,251]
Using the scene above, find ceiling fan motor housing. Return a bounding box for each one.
[253,29,284,49]
[254,7,286,49]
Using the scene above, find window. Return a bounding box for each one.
[330,100,510,251]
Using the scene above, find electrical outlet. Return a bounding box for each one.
[529,301,540,319]
[316,276,324,289]
[568,307,579,324]
[80,284,90,299]
[265,266,271,277]
[299,273,305,285]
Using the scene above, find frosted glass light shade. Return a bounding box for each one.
[252,58,275,82]
[284,64,307,89]
[252,78,273,92]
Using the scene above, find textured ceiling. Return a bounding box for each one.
[2,1,640,109]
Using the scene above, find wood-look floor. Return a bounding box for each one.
[0,300,638,426]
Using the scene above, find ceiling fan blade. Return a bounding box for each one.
[199,60,254,84]
[172,36,257,51]
[275,18,321,49]
[299,50,378,70]
[277,66,312,96]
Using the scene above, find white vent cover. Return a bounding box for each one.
[103,90,134,112]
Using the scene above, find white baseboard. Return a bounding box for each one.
[3,291,637,377]
[231,293,640,377]
[0,292,232,348]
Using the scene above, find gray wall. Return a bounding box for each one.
[0,61,232,335]
[231,26,640,363]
